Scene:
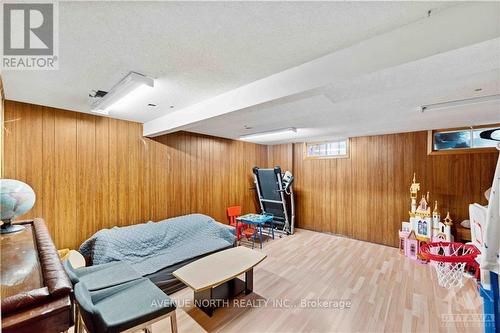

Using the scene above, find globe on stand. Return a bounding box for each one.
[0,179,36,234]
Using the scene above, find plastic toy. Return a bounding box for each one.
[399,173,453,263]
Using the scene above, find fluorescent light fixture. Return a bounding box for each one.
[91,72,154,115]
[240,127,297,141]
[421,94,500,113]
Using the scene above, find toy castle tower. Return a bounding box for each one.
[432,201,440,223]
[412,190,432,239]
[432,201,441,235]
[409,173,420,217]
[399,173,454,262]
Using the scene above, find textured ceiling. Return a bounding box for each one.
[3,1,499,144]
[189,38,500,143]
[4,1,454,121]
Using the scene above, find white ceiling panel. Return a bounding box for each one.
[3,1,499,144]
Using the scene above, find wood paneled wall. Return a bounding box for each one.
[267,144,293,173]
[284,133,498,247]
[3,101,267,249]
[4,100,497,249]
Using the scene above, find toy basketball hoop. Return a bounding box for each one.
[420,242,480,289]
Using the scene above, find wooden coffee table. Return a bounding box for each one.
[173,246,266,316]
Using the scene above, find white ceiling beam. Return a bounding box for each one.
[143,3,500,137]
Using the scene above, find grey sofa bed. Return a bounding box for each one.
[79,214,236,294]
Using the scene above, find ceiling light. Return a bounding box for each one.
[91,72,154,115]
[420,94,500,113]
[240,128,297,141]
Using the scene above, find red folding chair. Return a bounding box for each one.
[227,206,244,240]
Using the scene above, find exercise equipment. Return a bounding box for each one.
[253,166,295,235]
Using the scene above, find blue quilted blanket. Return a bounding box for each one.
[79,214,236,275]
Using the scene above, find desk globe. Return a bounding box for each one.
[0,179,36,234]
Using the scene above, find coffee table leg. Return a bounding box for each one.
[194,288,214,317]
[245,268,253,294]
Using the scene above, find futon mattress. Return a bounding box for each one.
[79,214,236,276]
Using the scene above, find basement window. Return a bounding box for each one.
[304,139,349,159]
[428,125,499,155]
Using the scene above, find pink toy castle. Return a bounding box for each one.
[399,173,453,263]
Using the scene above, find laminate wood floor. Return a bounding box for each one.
[72,228,483,333]
[152,229,483,333]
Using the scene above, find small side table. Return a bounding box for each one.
[236,214,274,249]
